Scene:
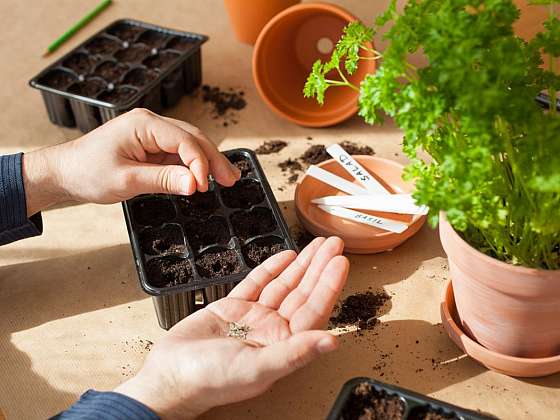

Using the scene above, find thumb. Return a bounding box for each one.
[126,163,197,196]
[253,331,337,384]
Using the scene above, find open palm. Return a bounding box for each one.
[117,237,348,419]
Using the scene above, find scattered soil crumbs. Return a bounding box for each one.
[287,173,299,184]
[342,382,405,420]
[339,140,376,156]
[290,224,316,250]
[330,291,390,330]
[300,144,331,165]
[279,158,303,175]
[201,85,246,126]
[228,322,251,339]
[255,140,287,155]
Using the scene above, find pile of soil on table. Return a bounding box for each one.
[195,248,241,278]
[255,140,287,155]
[342,382,405,420]
[243,237,286,268]
[200,85,246,126]
[146,256,193,287]
[330,290,390,330]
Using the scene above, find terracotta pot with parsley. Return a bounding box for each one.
[304,0,560,359]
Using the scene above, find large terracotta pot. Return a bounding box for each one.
[253,3,376,127]
[224,0,301,45]
[439,214,560,358]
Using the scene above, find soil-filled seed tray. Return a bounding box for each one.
[327,378,494,420]
[123,149,297,329]
[29,19,207,133]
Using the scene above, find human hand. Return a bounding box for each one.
[22,108,240,216]
[115,237,349,419]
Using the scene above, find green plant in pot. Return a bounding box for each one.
[304,0,560,360]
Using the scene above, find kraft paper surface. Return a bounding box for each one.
[0,1,557,419]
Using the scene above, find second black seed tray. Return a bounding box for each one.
[327,378,495,420]
[29,19,207,133]
[123,149,296,328]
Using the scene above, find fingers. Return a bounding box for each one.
[126,162,197,195]
[289,255,349,333]
[228,250,298,301]
[257,237,326,309]
[161,116,240,187]
[277,237,344,319]
[251,331,337,385]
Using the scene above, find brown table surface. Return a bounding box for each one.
[1,1,558,419]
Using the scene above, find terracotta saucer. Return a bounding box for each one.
[294,156,426,254]
[441,280,560,377]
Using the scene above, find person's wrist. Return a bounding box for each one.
[22,145,70,216]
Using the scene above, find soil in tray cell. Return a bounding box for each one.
[107,23,145,42]
[139,224,186,256]
[184,217,230,250]
[195,248,242,278]
[98,86,138,105]
[166,36,196,52]
[143,51,181,71]
[146,256,193,287]
[242,236,286,268]
[93,61,129,82]
[228,155,253,177]
[115,44,153,64]
[62,53,98,75]
[177,190,219,219]
[342,382,405,420]
[408,408,459,420]
[39,69,77,90]
[231,207,277,240]
[138,30,172,49]
[132,197,175,227]
[85,36,122,55]
[123,68,159,87]
[220,179,265,209]
[68,78,107,98]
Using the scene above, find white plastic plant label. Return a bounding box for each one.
[312,194,428,215]
[318,205,409,233]
[306,165,370,196]
[326,144,390,195]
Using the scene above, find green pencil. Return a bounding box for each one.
[43,0,113,56]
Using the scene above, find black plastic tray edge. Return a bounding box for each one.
[29,18,208,111]
[123,148,297,297]
[326,377,496,420]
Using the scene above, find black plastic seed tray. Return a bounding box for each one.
[122,149,297,329]
[327,378,495,420]
[29,19,207,133]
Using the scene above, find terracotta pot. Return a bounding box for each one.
[224,0,301,45]
[253,3,376,127]
[439,214,560,358]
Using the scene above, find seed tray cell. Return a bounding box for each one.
[29,19,208,133]
[123,149,297,329]
[328,378,494,420]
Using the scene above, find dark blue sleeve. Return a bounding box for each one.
[0,153,43,245]
[51,390,160,420]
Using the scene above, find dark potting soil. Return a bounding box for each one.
[342,382,405,420]
[243,237,286,268]
[278,158,303,174]
[184,217,230,250]
[255,140,287,155]
[167,36,196,52]
[144,51,180,71]
[231,207,277,240]
[290,225,316,250]
[132,198,175,227]
[196,248,241,278]
[287,174,299,184]
[300,144,331,165]
[177,191,218,219]
[330,291,390,330]
[85,36,122,55]
[201,85,246,117]
[409,409,459,420]
[139,224,186,256]
[221,179,265,209]
[123,68,159,87]
[63,53,97,75]
[98,87,138,105]
[137,30,171,49]
[68,78,107,97]
[115,44,152,64]
[339,140,376,156]
[93,61,129,82]
[40,69,77,90]
[146,256,193,287]
[227,155,253,177]
[107,23,145,42]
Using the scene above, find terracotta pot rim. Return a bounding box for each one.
[252,2,376,127]
[441,280,560,375]
[440,212,560,276]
